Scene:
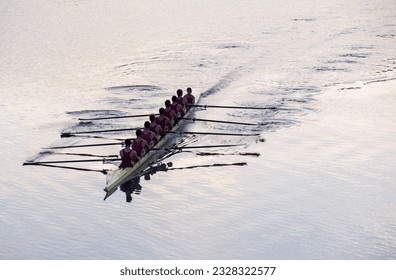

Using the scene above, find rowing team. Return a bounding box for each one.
[119,87,196,168]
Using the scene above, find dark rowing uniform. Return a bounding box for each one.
[164,107,176,124]
[132,138,147,158]
[171,102,184,118]
[119,149,134,168]
[155,115,171,134]
[184,95,195,105]
[177,96,187,107]
[150,121,162,135]
[141,129,156,147]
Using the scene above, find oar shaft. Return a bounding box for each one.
[60,134,124,140]
[182,117,256,126]
[196,152,260,157]
[23,158,118,165]
[150,144,243,151]
[24,163,108,174]
[192,105,277,110]
[169,162,247,170]
[45,142,122,149]
[51,152,119,158]
[171,131,260,136]
[173,144,244,150]
[78,114,156,121]
[172,131,260,137]
[61,127,140,137]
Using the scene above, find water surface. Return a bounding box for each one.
[1,0,396,259]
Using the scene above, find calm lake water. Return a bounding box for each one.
[1,0,396,259]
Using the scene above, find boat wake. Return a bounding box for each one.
[200,66,244,98]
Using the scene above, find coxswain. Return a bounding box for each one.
[164,99,177,125]
[119,139,138,168]
[155,108,172,135]
[141,121,159,148]
[176,89,187,108]
[171,95,185,118]
[132,129,149,158]
[184,87,195,106]
[149,114,163,136]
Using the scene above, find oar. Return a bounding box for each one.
[152,143,245,151]
[168,162,247,170]
[196,152,260,157]
[127,161,247,180]
[78,114,156,121]
[181,117,258,126]
[60,134,124,141]
[23,158,118,165]
[191,104,278,110]
[24,163,109,174]
[61,127,140,137]
[172,144,245,150]
[49,152,119,158]
[44,142,123,149]
[169,131,260,137]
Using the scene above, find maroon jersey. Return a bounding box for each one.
[164,108,175,121]
[170,102,178,112]
[171,102,184,117]
[141,130,154,146]
[185,95,194,105]
[119,149,134,168]
[155,116,170,132]
[150,122,162,135]
[132,139,146,157]
[177,96,186,106]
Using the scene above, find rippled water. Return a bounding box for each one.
[1,0,396,259]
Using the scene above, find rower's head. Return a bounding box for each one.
[144,121,150,129]
[149,114,156,122]
[172,95,177,102]
[125,139,132,146]
[159,107,165,115]
[186,87,192,94]
[177,89,183,97]
[165,100,171,107]
[136,129,142,137]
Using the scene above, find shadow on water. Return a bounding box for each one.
[119,162,171,203]
[120,177,143,203]
[118,161,248,203]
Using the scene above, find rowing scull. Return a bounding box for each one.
[103,97,199,200]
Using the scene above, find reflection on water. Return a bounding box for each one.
[120,178,143,203]
[118,163,169,203]
[118,161,249,203]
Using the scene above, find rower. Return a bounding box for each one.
[119,139,138,168]
[141,121,159,148]
[171,95,185,118]
[155,108,172,135]
[176,89,187,107]
[149,114,163,136]
[164,99,177,125]
[132,129,149,158]
[184,87,195,106]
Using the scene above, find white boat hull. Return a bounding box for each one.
[103,104,196,200]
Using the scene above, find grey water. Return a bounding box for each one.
[1,0,396,259]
